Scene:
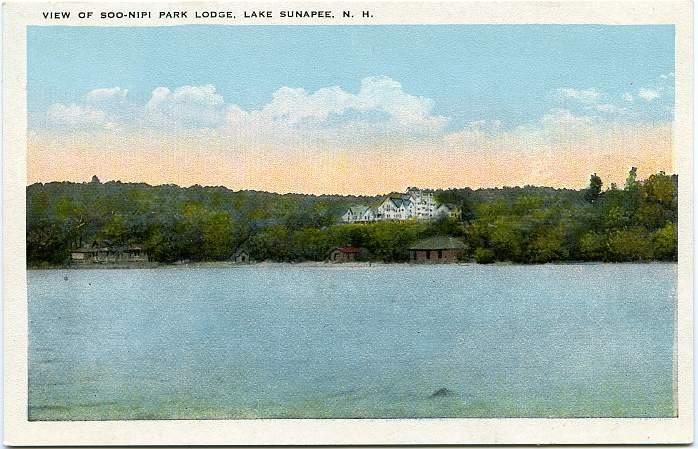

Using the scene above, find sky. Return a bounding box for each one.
[27,25,675,195]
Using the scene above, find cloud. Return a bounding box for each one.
[32,79,674,193]
[638,87,660,102]
[37,75,674,142]
[46,103,109,129]
[555,87,627,120]
[553,76,673,123]
[593,104,616,113]
[659,72,675,80]
[143,84,227,128]
[223,76,448,143]
[41,78,448,143]
[84,86,128,105]
[45,86,131,129]
[591,103,630,115]
[556,88,601,104]
[443,119,503,145]
[444,109,600,150]
[539,108,595,127]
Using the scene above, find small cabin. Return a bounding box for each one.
[232,248,251,263]
[70,242,148,264]
[409,236,466,263]
[124,245,148,262]
[70,247,98,263]
[328,246,361,263]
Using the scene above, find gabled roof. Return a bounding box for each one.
[409,236,466,250]
[381,196,405,208]
[334,246,361,254]
[346,205,369,215]
[72,247,97,253]
[73,244,146,253]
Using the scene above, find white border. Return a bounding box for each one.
[3,1,694,445]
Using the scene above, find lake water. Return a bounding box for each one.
[28,263,676,420]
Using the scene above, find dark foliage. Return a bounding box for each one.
[26,170,677,265]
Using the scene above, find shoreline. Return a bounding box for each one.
[27,259,679,270]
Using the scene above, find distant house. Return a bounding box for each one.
[341,206,361,223]
[232,248,251,263]
[340,188,448,223]
[328,246,361,263]
[435,203,461,219]
[404,187,437,220]
[360,207,377,222]
[376,196,406,220]
[70,247,96,263]
[70,241,148,264]
[408,236,466,263]
[341,205,377,223]
[125,245,148,262]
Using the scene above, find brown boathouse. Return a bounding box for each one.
[409,236,466,263]
[328,246,361,263]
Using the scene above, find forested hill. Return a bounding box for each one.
[27,169,677,266]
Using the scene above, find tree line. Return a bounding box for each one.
[27,169,677,266]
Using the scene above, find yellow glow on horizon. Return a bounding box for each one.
[27,123,673,196]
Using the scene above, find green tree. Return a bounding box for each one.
[579,231,606,260]
[607,228,653,261]
[474,247,495,264]
[248,225,289,261]
[584,173,603,203]
[652,222,677,261]
[202,212,235,260]
[529,226,569,263]
[624,167,639,191]
[100,213,129,245]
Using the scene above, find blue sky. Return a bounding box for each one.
[27,25,676,193]
[28,25,675,130]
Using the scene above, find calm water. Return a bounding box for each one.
[28,263,676,420]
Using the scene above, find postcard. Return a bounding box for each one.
[2,0,693,445]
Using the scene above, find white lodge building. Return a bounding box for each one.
[341,188,460,223]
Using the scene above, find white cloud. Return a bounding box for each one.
[659,72,674,80]
[445,110,598,148]
[85,86,128,105]
[45,87,131,129]
[46,103,109,129]
[443,120,503,145]
[539,108,595,127]
[638,87,660,102]
[223,76,448,142]
[38,77,673,141]
[592,103,626,114]
[355,76,446,131]
[554,82,671,122]
[39,78,447,139]
[143,84,227,128]
[556,88,601,104]
[467,119,502,132]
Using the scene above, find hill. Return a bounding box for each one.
[26,170,677,265]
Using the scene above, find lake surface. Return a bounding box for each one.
[28,263,676,420]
